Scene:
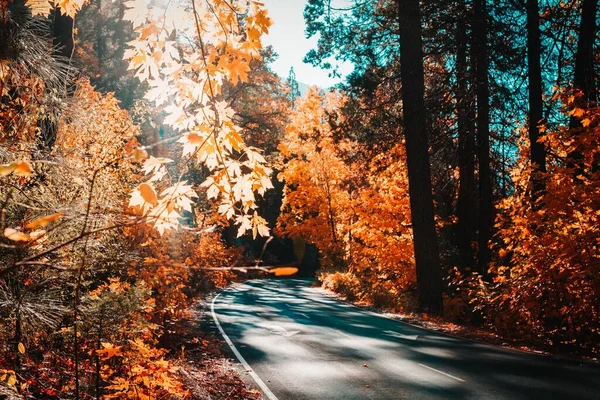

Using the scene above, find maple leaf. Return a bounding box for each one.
[25,0,54,16]
[145,77,173,106]
[123,0,149,28]
[160,182,197,213]
[142,157,173,176]
[56,0,87,18]
[97,343,123,359]
[227,58,250,85]
[130,183,159,211]
[236,215,252,237]
[178,133,207,157]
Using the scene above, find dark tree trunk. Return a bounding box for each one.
[574,0,598,104]
[568,0,598,172]
[526,0,547,203]
[455,0,476,269]
[571,0,598,120]
[396,0,443,315]
[52,10,74,61]
[36,8,75,151]
[472,0,493,277]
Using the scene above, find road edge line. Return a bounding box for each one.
[211,290,279,400]
[418,363,465,382]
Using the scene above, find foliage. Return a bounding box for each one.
[121,0,274,238]
[452,93,600,353]
[277,87,351,268]
[278,89,416,311]
[320,272,360,301]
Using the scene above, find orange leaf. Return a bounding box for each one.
[13,161,33,177]
[271,267,298,277]
[25,213,64,229]
[139,183,159,206]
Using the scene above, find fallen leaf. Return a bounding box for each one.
[4,228,31,242]
[25,213,64,229]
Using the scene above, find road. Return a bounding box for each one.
[211,279,600,400]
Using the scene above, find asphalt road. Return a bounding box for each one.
[211,279,600,400]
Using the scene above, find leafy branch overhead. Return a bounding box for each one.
[122,0,274,238]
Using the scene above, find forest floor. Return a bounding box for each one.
[318,286,600,364]
[167,295,264,400]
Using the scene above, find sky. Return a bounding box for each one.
[261,0,354,88]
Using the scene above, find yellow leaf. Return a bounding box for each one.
[25,213,64,229]
[582,118,591,127]
[139,183,159,206]
[133,148,148,163]
[0,163,15,176]
[4,228,31,242]
[97,342,123,359]
[569,107,584,118]
[7,374,16,387]
[25,0,53,16]
[18,343,25,354]
[271,267,298,277]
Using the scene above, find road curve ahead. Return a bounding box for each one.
[211,279,600,400]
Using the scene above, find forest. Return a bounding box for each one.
[0,0,599,398]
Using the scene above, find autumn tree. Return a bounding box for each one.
[277,88,351,269]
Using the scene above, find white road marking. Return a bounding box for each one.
[384,330,419,341]
[418,363,465,382]
[334,329,353,338]
[258,323,301,337]
[211,291,279,400]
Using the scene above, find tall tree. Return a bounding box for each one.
[472,0,492,276]
[397,0,443,315]
[568,0,598,174]
[526,0,547,202]
[572,0,598,108]
[455,0,476,268]
[287,66,301,103]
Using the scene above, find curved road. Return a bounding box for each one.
[211,279,600,400]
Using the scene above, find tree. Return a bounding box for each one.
[526,0,547,202]
[277,88,351,268]
[397,0,443,315]
[473,0,493,277]
[455,0,477,269]
[287,66,301,103]
[571,0,598,106]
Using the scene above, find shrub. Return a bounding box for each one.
[321,272,361,301]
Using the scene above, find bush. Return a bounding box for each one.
[321,272,361,301]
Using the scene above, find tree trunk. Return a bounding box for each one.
[36,8,75,151]
[526,0,547,203]
[568,0,598,172]
[396,0,443,315]
[572,0,598,106]
[455,0,476,269]
[473,0,493,277]
[52,10,74,61]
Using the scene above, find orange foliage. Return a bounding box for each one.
[277,88,352,268]
[277,89,416,310]
[466,91,600,353]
